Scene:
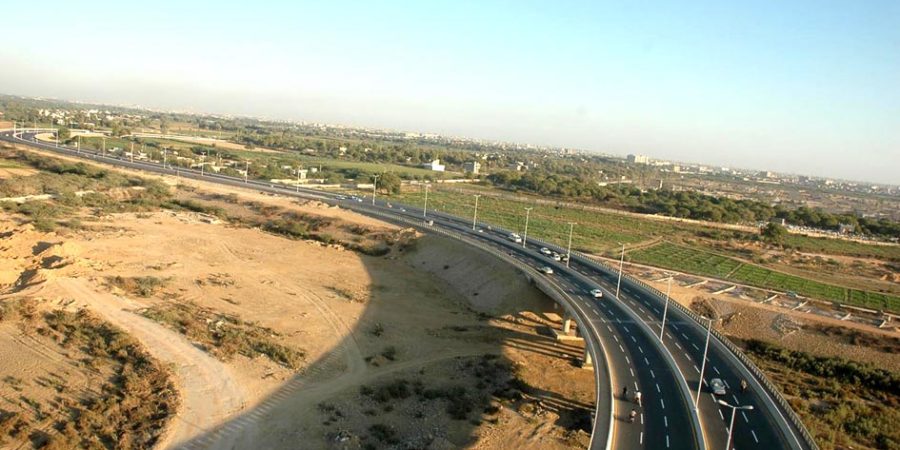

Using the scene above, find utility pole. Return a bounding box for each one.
[163,148,167,168]
[523,207,533,248]
[201,151,206,176]
[102,137,106,157]
[695,317,713,408]
[615,243,625,298]
[472,194,481,230]
[76,135,80,154]
[372,175,379,205]
[296,168,301,193]
[245,162,250,183]
[565,222,575,267]
[659,278,672,341]
[130,142,134,163]
[718,400,753,450]
[423,184,430,218]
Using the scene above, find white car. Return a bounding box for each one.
[551,252,562,261]
[539,266,554,275]
[540,247,552,256]
[508,233,522,243]
[589,289,604,298]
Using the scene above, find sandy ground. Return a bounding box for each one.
[0,195,594,450]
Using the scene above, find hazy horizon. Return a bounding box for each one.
[1,1,897,184]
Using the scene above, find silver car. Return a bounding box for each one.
[539,266,554,275]
[710,378,727,395]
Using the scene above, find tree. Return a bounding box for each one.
[378,172,401,194]
[57,126,70,141]
[761,222,788,245]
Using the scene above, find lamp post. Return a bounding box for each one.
[718,400,754,450]
[615,243,625,298]
[523,207,533,248]
[245,162,250,183]
[565,222,575,267]
[472,194,481,230]
[372,175,379,205]
[423,184,430,218]
[659,277,672,341]
[695,317,713,408]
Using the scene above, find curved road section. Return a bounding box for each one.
[1,128,815,450]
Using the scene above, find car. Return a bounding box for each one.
[539,266,554,275]
[540,247,552,255]
[589,288,604,298]
[477,228,484,233]
[710,378,727,395]
[551,252,562,261]
[561,254,570,262]
[508,233,522,243]
[400,208,406,212]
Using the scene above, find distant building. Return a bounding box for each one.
[463,161,481,174]
[627,154,649,165]
[422,159,446,172]
[507,161,526,171]
[758,171,775,179]
[838,223,855,234]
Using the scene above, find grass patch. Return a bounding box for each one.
[142,302,304,369]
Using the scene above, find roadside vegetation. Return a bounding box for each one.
[742,339,899,450]
[388,188,898,310]
[0,305,178,449]
[141,301,304,369]
[106,276,169,298]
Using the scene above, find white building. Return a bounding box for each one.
[627,154,649,165]
[422,159,446,172]
[463,161,481,174]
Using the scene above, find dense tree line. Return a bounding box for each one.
[487,170,900,238]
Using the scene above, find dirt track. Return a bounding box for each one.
[45,278,247,448]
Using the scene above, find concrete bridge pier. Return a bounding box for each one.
[582,346,593,369]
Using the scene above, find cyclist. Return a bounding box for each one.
[740,379,748,393]
[634,390,642,407]
[628,409,637,423]
[622,386,628,398]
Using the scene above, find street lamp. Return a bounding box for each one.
[423,184,430,218]
[522,207,533,248]
[372,174,380,205]
[695,317,713,408]
[615,243,625,298]
[244,161,250,183]
[565,222,575,267]
[717,400,754,450]
[659,277,672,341]
[472,194,482,230]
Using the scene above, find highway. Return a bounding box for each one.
[1,129,817,450]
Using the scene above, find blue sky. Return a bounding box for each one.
[2,0,898,183]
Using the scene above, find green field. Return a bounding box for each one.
[626,242,742,278]
[389,189,684,253]
[630,242,900,312]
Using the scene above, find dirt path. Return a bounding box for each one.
[48,278,247,449]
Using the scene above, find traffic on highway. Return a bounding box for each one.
[0,129,818,450]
